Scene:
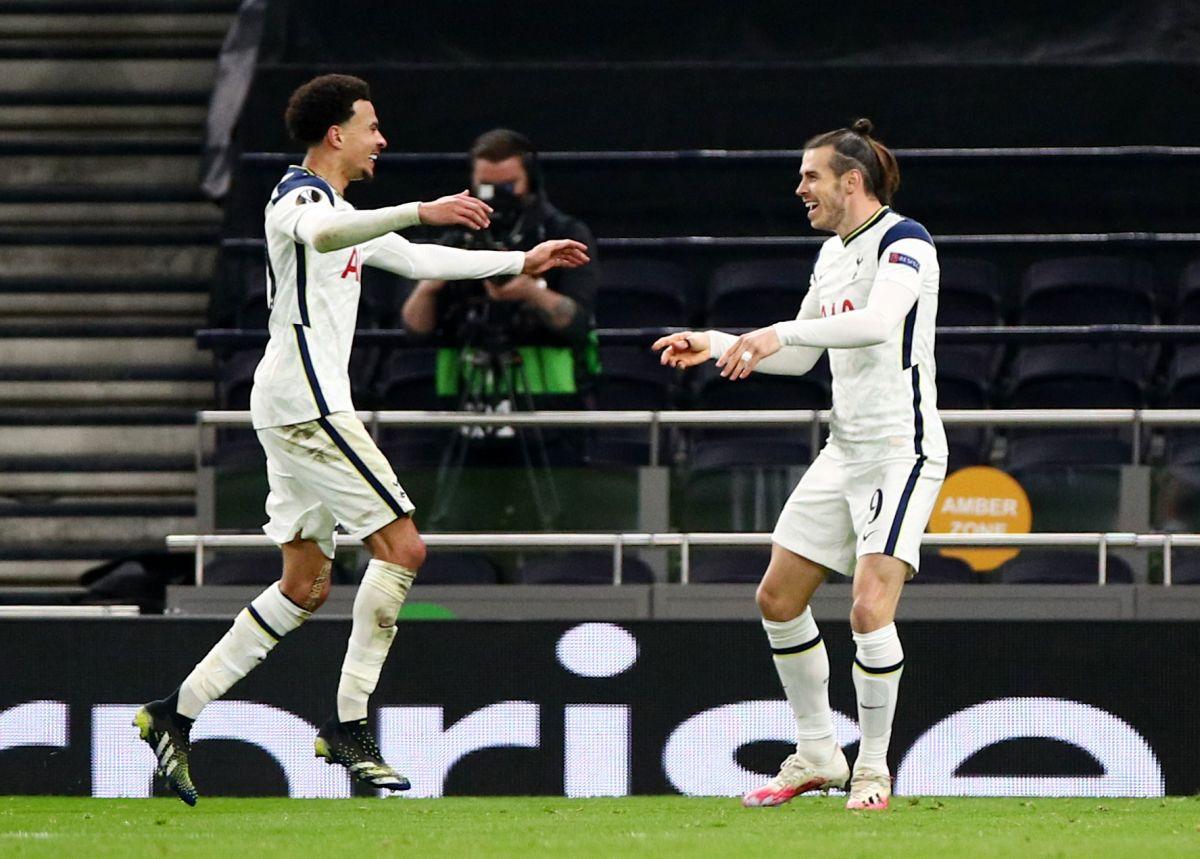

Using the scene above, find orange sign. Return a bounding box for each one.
[928,466,1032,571]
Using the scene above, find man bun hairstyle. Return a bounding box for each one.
[805,117,901,205]
[285,74,371,146]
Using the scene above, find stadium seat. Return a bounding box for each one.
[1005,434,1128,532]
[1019,257,1156,325]
[1166,345,1200,407]
[997,551,1133,584]
[596,346,675,411]
[1166,550,1200,585]
[411,552,502,584]
[1172,260,1200,324]
[203,553,278,586]
[706,259,811,328]
[376,348,445,413]
[693,358,830,414]
[680,439,807,533]
[588,345,676,465]
[236,282,271,329]
[937,257,1005,326]
[515,551,654,584]
[1006,344,1147,408]
[913,552,979,584]
[216,350,262,410]
[688,548,771,583]
[594,260,689,328]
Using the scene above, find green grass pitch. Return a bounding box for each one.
[1,796,1197,857]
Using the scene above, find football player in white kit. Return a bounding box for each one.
[654,119,945,811]
[134,74,588,805]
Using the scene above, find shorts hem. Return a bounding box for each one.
[347,508,412,542]
[261,524,337,559]
[771,532,853,577]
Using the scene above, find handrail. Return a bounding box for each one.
[167,531,1200,586]
[240,146,1200,165]
[220,232,1200,252]
[195,325,1200,351]
[197,407,1200,426]
[195,408,1200,469]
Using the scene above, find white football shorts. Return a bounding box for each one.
[772,444,947,577]
[256,411,415,559]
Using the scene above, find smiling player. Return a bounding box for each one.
[654,118,946,811]
[133,74,588,805]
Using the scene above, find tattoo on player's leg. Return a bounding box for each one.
[304,561,332,610]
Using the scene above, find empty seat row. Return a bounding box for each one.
[223,255,1200,331]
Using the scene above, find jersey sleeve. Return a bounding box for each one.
[875,236,936,299]
[266,185,335,244]
[360,232,524,281]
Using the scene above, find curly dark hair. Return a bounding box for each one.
[284,74,371,146]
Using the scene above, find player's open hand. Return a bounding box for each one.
[652,331,711,369]
[418,190,492,230]
[522,239,590,276]
[717,326,782,380]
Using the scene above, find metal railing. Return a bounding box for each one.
[196,408,1200,468]
[166,531,1200,587]
[241,146,1200,166]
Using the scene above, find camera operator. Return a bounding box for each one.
[401,129,599,403]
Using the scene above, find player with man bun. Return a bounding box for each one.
[654,119,945,811]
[133,74,588,805]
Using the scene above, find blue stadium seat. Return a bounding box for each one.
[997,551,1132,584]
[1166,345,1200,407]
[376,348,444,413]
[1019,257,1156,325]
[412,552,502,584]
[515,551,653,584]
[1007,344,1147,408]
[913,552,979,584]
[937,257,1005,326]
[688,548,771,583]
[707,260,811,328]
[594,260,689,328]
[694,357,830,413]
[204,553,277,586]
[1005,433,1128,532]
[588,345,677,465]
[216,350,261,410]
[1173,261,1200,324]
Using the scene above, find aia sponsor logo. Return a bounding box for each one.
[821,299,856,317]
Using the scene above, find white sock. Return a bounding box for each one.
[176,582,311,719]
[336,559,416,722]
[763,608,837,763]
[851,623,905,774]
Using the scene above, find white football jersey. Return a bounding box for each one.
[809,206,947,459]
[250,168,363,429]
[250,166,522,429]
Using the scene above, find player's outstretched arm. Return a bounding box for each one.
[718,278,916,379]
[521,239,590,276]
[293,191,492,254]
[654,329,824,375]
[652,331,711,369]
[416,190,492,230]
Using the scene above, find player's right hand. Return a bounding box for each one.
[418,190,492,230]
[652,331,710,368]
[522,239,590,276]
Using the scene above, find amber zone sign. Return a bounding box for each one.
[928,466,1032,571]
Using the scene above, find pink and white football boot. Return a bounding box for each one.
[844,768,891,811]
[742,747,850,808]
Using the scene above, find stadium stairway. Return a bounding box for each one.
[0,1,237,590]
